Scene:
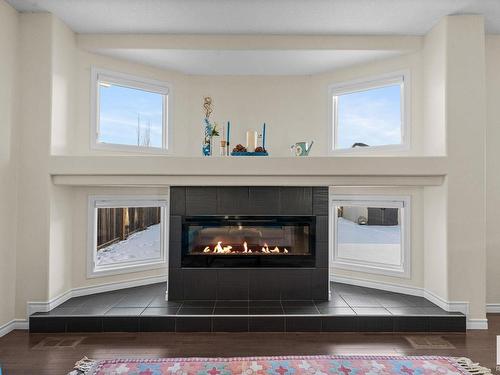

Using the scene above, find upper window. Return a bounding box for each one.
[91,68,171,153]
[330,194,411,278]
[329,72,409,153]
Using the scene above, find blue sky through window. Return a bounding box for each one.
[98,83,164,148]
[336,84,401,149]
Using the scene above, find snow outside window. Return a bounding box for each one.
[330,195,411,278]
[87,195,169,277]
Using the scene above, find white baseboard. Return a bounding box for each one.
[0,319,28,337]
[331,274,425,297]
[330,273,487,330]
[70,274,168,299]
[467,319,488,330]
[486,303,500,313]
[27,290,74,316]
[423,289,469,315]
[27,274,168,316]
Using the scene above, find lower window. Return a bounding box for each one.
[88,195,169,277]
[331,195,410,278]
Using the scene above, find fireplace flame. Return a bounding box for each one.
[201,241,290,255]
[214,241,223,253]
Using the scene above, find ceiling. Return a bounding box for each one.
[95,49,404,75]
[6,0,500,35]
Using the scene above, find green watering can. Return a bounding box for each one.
[291,141,314,156]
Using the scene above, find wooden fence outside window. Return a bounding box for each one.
[97,207,161,250]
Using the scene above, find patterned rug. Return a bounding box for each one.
[68,355,491,375]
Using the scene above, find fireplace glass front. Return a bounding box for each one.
[181,216,316,267]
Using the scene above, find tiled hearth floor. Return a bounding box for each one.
[30,282,466,333]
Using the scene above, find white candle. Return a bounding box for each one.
[246,130,257,152]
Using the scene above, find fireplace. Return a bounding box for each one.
[168,186,329,301]
[181,216,316,267]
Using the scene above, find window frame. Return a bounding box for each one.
[87,194,169,278]
[328,71,410,154]
[329,194,411,278]
[90,67,173,154]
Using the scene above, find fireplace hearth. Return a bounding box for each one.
[182,216,316,267]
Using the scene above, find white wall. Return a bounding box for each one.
[0,0,19,329]
[47,16,77,301]
[15,12,54,318]
[423,183,448,300]
[68,49,423,157]
[444,16,486,321]
[421,19,449,302]
[422,18,447,156]
[420,16,488,324]
[48,185,74,301]
[486,36,500,306]
[51,14,76,155]
[186,75,323,156]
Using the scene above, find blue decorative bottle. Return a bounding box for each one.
[202,117,213,156]
[202,97,214,156]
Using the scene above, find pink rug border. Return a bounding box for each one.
[88,355,471,375]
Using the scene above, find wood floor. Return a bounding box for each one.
[1,314,499,375]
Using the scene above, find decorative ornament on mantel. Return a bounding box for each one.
[231,123,269,156]
[291,140,314,156]
[202,96,214,156]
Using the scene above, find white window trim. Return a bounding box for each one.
[87,194,170,278]
[327,70,411,155]
[90,67,173,154]
[329,193,411,278]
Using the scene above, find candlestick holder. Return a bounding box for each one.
[230,123,269,156]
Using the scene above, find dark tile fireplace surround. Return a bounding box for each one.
[168,186,329,301]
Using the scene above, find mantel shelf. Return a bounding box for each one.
[49,156,447,187]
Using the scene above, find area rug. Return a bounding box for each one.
[68,355,492,375]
